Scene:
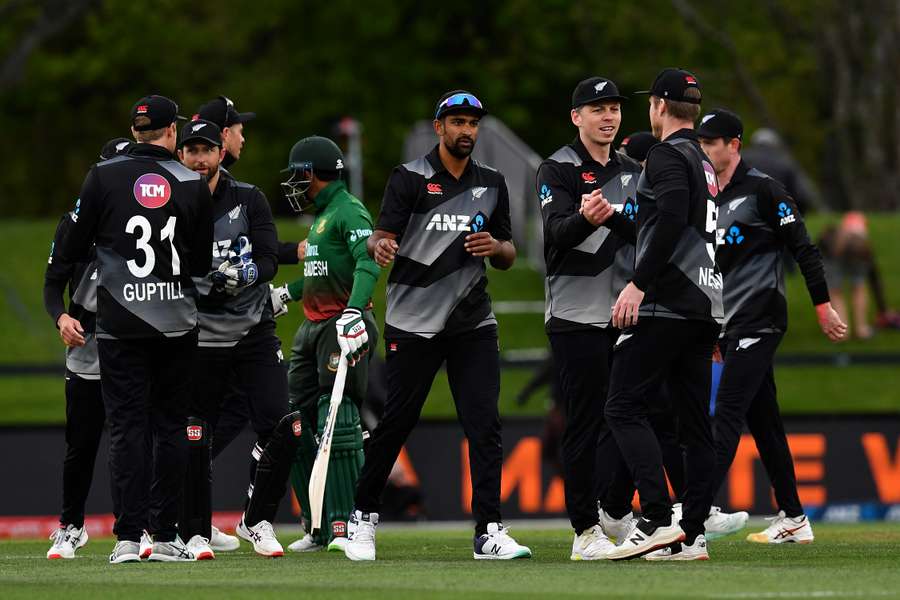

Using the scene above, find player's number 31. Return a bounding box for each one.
[125,215,181,278]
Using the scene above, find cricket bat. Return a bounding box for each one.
[309,354,348,535]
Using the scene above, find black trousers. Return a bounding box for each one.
[98,332,196,542]
[711,333,803,517]
[60,373,105,528]
[356,326,502,535]
[549,329,634,533]
[605,317,719,541]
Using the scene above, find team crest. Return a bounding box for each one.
[327,352,340,372]
[228,205,241,222]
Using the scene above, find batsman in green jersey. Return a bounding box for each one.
[270,136,379,552]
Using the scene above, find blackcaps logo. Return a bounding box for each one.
[539,184,553,207]
[469,212,487,233]
[724,225,744,245]
[191,123,207,133]
[594,81,608,92]
[133,173,171,209]
[777,202,796,226]
[623,199,638,221]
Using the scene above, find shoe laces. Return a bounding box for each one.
[188,536,210,548]
[352,519,376,543]
[254,520,278,542]
[764,511,788,534]
[49,527,67,544]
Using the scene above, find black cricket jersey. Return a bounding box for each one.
[715,160,829,336]
[377,145,512,339]
[634,129,723,324]
[194,169,278,348]
[538,138,642,332]
[44,212,100,379]
[59,143,213,340]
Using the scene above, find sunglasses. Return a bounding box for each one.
[435,93,483,118]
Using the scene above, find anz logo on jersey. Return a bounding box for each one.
[777,202,796,226]
[212,239,233,258]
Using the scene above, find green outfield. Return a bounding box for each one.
[2,525,899,599]
[1,214,899,425]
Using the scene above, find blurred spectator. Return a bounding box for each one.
[818,212,900,339]
[742,128,822,214]
[516,356,564,474]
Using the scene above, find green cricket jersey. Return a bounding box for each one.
[287,181,379,321]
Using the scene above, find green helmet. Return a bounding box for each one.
[281,136,345,212]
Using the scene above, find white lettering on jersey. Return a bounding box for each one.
[304,260,328,277]
[698,267,722,290]
[425,214,471,232]
[306,244,319,257]
[122,281,185,302]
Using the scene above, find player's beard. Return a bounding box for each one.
[205,164,220,182]
[446,135,475,159]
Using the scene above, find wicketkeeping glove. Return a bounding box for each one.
[270,283,291,318]
[335,308,369,366]
[212,235,258,294]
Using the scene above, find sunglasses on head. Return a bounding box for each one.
[435,93,483,118]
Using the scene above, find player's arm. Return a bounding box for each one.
[58,168,102,265]
[336,204,380,366]
[537,162,598,250]
[277,240,305,264]
[614,147,688,328]
[189,180,215,277]
[467,178,516,270]
[43,214,85,347]
[368,167,413,267]
[760,180,846,341]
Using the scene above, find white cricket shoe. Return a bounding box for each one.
[210,525,240,551]
[705,506,749,540]
[570,525,615,561]
[747,512,814,544]
[139,530,152,559]
[645,534,709,561]
[109,540,141,564]
[598,508,636,544]
[345,510,378,561]
[473,523,532,560]
[186,535,215,560]
[148,536,195,562]
[236,517,284,557]
[47,524,88,559]
[288,533,324,553]
[606,516,685,561]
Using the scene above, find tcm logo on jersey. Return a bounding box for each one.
[581,171,597,184]
[703,162,719,197]
[426,213,483,232]
[777,202,796,226]
[133,173,171,209]
[426,183,443,195]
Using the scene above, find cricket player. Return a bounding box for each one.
[603,70,722,561]
[59,95,214,564]
[271,135,379,553]
[697,109,846,545]
[193,95,255,170]
[537,76,642,559]
[176,119,298,558]
[344,90,531,561]
[43,138,131,560]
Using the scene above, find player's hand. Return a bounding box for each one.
[213,235,258,294]
[612,282,645,329]
[336,308,369,366]
[374,238,399,267]
[712,343,723,363]
[580,189,615,226]
[270,284,291,318]
[816,302,848,342]
[57,314,85,347]
[464,232,500,257]
[297,239,308,261]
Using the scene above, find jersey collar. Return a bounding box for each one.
[571,136,621,167]
[425,144,474,179]
[723,159,750,192]
[313,179,347,210]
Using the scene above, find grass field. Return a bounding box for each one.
[2,524,899,599]
[1,214,899,425]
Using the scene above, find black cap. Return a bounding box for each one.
[696,108,743,140]
[179,119,222,148]
[131,95,183,131]
[619,131,657,162]
[194,95,256,129]
[100,137,133,160]
[434,90,488,120]
[636,68,702,104]
[571,76,628,109]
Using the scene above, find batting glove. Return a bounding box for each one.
[270,283,291,318]
[213,235,258,294]
[335,308,368,366]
